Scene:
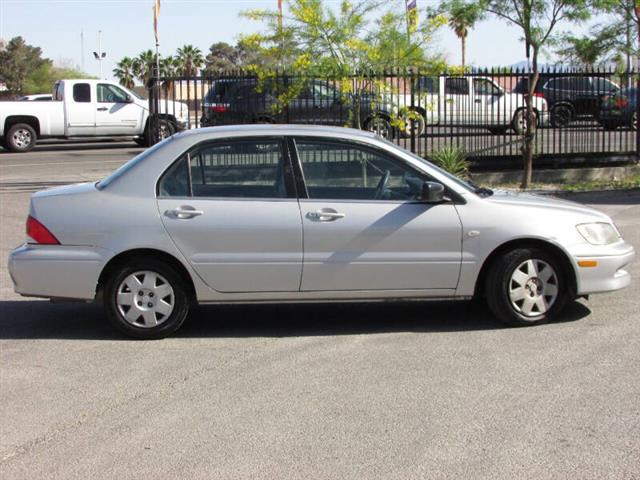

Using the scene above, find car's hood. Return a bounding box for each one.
[484,190,610,221]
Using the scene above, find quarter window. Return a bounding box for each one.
[295,139,428,201]
[72,83,91,103]
[159,139,290,199]
[445,78,469,95]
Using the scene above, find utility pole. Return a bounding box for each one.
[92,30,106,79]
[80,30,85,72]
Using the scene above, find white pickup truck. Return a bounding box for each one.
[391,76,549,136]
[0,79,189,152]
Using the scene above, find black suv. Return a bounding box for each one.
[514,75,619,127]
[200,78,393,136]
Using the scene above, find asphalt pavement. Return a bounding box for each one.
[0,144,639,479]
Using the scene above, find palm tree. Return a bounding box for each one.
[133,49,157,86]
[445,0,483,68]
[113,57,136,89]
[175,44,204,76]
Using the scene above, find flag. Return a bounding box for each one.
[153,0,161,44]
[406,0,418,33]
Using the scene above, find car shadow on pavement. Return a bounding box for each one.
[0,299,592,340]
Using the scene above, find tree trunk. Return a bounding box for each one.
[521,48,539,190]
[461,36,466,69]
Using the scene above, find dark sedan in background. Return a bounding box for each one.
[599,88,638,131]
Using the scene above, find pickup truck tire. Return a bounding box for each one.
[5,123,37,152]
[401,113,426,138]
[512,109,537,136]
[139,118,175,147]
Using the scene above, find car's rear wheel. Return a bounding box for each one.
[550,104,573,128]
[401,112,426,138]
[104,259,191,339]
[6,123,37,152]
[364,116,393,139]
[485,247,570,327]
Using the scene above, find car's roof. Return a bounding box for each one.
[172,124,379,142]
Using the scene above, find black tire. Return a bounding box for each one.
[364,116,393,139]
[550,104,573,128]
[103,258,191,339]
[631,112,638,131]
[485,247,570,327]
[134,137,148,147]
[488,126,508,135]
[5,123,37,152]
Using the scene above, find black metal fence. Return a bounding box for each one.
[148,68,639,168]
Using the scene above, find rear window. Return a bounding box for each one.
[97,138,172,190]
[73,83,91,103]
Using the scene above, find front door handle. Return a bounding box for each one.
[165,205,204,219]
[97,107,109,111]
[307,209,345,222]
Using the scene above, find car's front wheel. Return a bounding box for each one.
[485,247,570,327]
[104,259,191,339]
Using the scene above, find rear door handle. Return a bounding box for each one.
[97,107,108,111]
[165,205,204,219]
[307,210,345,222]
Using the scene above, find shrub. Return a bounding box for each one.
[430,146,470,178]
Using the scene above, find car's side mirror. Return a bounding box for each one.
[421,181,445,203]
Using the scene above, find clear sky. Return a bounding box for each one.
[0,0,589,84]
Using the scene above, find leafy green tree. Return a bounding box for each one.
[439,0,484,68]
[203,40,271,74]
[242,0,446,128]
[554,33,612,67]
[476,0,592,189]
[176,44,204,76]
[113,57,136,89]
[0,36,50,93]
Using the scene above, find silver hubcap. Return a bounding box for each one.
[509,259,558,317]
[12,128,32,148]
[368,118,390,138]
[158,124,169,139]
[116,271,175,328]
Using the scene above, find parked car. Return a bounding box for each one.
[392,76,549,136]
[598,88,637,131]
[8,125,634,339]
[201,78,394,137]
[0,79,189,152]
[513,75,619,127]
[18,94,53,101]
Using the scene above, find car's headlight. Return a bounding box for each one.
[576,222,620,245]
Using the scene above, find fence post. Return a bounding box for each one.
[636,68,640,160]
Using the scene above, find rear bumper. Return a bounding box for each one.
[8,244,111,300]
[572,242,635,295]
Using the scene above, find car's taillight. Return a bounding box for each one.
[209,104,229,113]
[533,92,545,98]
[26,215,60,245]
[615,97,629,108]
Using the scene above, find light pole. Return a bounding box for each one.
[92,30,106,79]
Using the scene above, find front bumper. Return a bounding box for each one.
[8,244,111,300]
[571,241,635,295]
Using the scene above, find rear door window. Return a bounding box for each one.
[73,83,91,103]
[445,78,469,95]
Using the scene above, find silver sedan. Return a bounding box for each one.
[8,125,635,338]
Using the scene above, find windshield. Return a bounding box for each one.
[96,138,171,189]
